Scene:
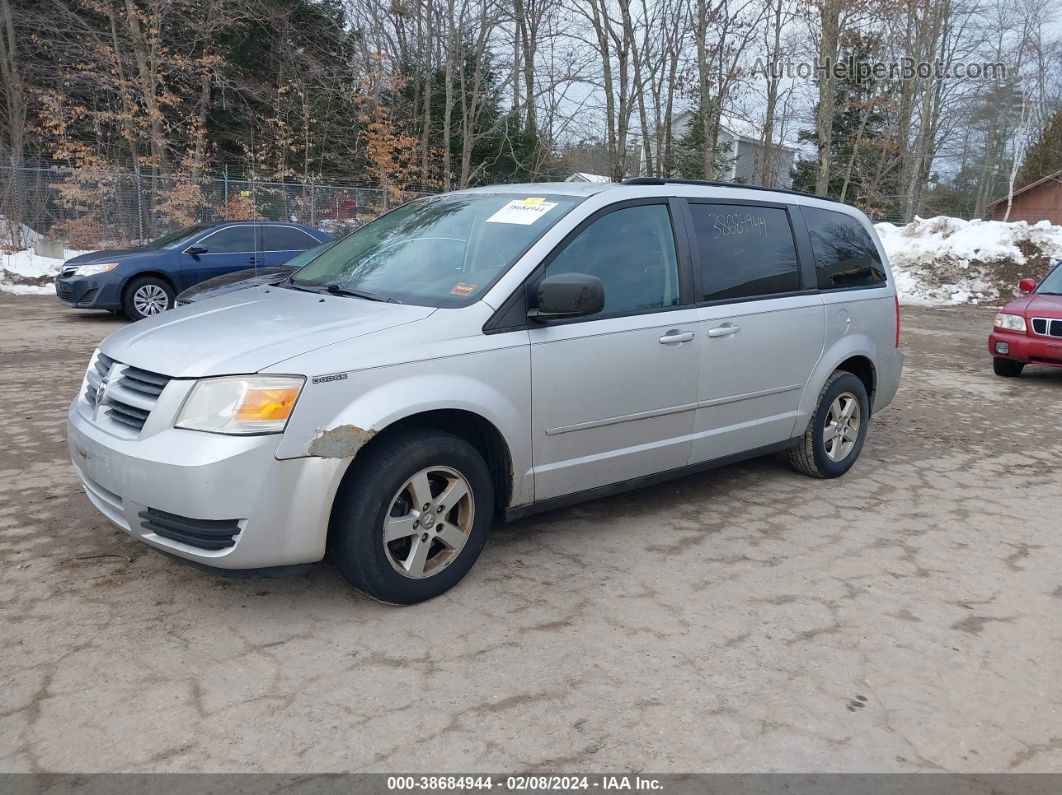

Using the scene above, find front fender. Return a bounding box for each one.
[274,348,533,507]
[124,254,181,288]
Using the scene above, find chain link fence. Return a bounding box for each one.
[0,164,432,254]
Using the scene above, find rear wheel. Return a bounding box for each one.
[329,429,494,604]
[122,276,174,321]
[789,371,870,479]
[992,358,1024,377]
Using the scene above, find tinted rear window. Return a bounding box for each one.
[262,225,317,251]
[689,203,800,302]
[802,207,887,290]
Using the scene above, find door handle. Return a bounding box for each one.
[245,256,260,264]
[707,323,741,338]
[659,330,695,344]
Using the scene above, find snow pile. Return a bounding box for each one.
[0,247,91,295]
[876,216,1062,306]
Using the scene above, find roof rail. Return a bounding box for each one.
[622,177,838,202]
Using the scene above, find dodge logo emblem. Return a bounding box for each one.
[95,377,109,405]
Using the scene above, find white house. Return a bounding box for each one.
[669,111,800,188]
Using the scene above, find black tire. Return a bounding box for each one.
[121,276,174,321]
[329,429,494,604]
[993,358,1024,377]
[789,371,871,479]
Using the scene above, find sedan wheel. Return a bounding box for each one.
[133,284,170,316]
[122,276,175,321]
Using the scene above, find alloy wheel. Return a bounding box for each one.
[133,284,169,316]
[383,466,474,579]
[823,391,860,462]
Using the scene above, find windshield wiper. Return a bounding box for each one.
[324,283,388,302]
[282,276,398,302]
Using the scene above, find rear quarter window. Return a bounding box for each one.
[802,207,887,290]
[262,226,318,251]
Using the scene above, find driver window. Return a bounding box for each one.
[544,204,680,317]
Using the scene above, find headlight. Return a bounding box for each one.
[993,313,1026,332]
[71,262,119,277]
[175,376,304,435]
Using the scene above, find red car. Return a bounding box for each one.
[989,261,1062,377]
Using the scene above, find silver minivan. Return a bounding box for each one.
[68,179,903,603]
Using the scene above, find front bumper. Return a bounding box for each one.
[988,331,1062,367]
[68,400,347,569]
[55,274,123,309]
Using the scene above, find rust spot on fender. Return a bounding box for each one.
[307,425,376,458]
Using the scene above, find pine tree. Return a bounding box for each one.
[1016,111,1062,188]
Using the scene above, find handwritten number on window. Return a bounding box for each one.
[709,213,767,240]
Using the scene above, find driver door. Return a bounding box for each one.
[529,201,701,501]
[182,225,259,284]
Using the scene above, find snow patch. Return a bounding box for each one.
[876,216,1062,306]
[0,247,92,295]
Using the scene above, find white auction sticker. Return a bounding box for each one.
[485,197,558,225]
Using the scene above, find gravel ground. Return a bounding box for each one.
[1,295,1060,774]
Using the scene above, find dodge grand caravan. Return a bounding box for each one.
[68,179,903,603]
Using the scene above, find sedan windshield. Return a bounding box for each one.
[147,225,213,249]
[1035,263,1062,294]
[291,193,581,306]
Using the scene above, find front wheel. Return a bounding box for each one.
[329,429,494,604]
[992,358,1024,377]
[122,276,174,321]
[789,371,870,479]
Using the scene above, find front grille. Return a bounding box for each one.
[107,401,150,429]
[138,508,240,550]
[1031,317,1062,338]
[121,365,170,398]
[84,352,172,434]
[56,281,73,300]
[84,351,114,405]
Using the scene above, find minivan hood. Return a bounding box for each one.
[100,286,435,377]
[177,267,291,303]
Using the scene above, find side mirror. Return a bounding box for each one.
[1018,278,1036,293]
[186,245,208,256]
[528,273,605,322]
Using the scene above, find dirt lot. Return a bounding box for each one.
[1,295,1060,774]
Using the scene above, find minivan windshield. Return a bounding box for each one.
[290,193,581,306]
[147,225,213,250]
